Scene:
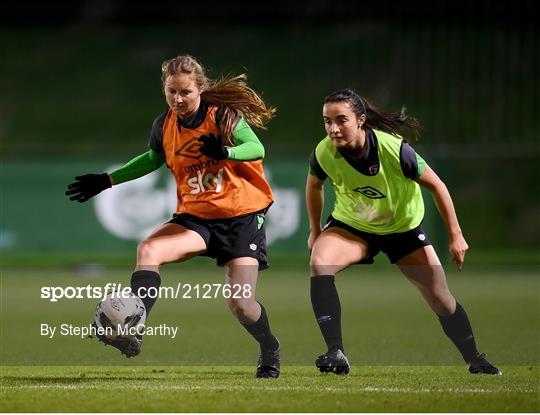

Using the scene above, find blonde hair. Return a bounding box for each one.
[161,55,276,145]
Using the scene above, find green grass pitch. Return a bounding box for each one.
[2,366,538,412]
[1,264,539,411]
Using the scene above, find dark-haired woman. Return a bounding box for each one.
[66,55,280,378]
[306,89,500,376]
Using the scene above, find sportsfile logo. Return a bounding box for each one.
[41,283,253,302]
[41,283,134,303]
[188,168,224,194]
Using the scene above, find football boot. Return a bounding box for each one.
[91,322,142,358]
[316,347,350,375]
[468,353,502,375]
[256,337,281,378]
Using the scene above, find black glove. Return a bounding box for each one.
[65,173,112,203]
[198,133,229,160]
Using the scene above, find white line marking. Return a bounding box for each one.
[1,384,536,394]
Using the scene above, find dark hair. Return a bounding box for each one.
[324,89,421,141]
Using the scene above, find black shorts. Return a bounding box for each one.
[168,212,269,270]
[323,216,432,264]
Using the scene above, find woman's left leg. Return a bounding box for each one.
[225,256,280,378]
[396,246,501,374]
[395,245,455,315]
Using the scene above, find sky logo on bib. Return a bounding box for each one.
[354,186,386,199]
[188,168,223,194]
[355,201,392,224]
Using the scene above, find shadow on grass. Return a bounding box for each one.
[0,368,252,386]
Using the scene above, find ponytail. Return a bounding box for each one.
[202,74,276,145]
[161,55,275,146]
[324,89,421,141]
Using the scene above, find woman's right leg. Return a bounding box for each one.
[131,223,207,317]
[99,223,207,357]
[310,227,369,374]
[136,223,207,271]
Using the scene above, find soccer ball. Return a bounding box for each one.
[94,292,146,340]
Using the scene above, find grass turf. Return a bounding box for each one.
[1,365,538,412]
[1,265,538,411]
[2,266,538,366]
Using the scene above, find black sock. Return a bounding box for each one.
[311,275,343,352]
[131,270,161,316]
[241,302,279,352]
[438,302,479,363]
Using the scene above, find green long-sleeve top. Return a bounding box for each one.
[110,117,264,185]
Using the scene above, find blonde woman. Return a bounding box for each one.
[66,55,280,378]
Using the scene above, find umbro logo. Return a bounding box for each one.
[353,186,386,199]
[175,139,202,159]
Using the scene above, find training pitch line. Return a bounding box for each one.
[2,384,535,394]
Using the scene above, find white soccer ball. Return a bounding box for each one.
[94,292,146,340]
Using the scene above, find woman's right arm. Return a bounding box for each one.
[65,150,165,203]
[109,149,165,185]
[306,173,325,251]
[66,112,168,203]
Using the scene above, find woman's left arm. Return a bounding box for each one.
[416,164,469,271]
[198,118,264,161]
[228,118,265,161]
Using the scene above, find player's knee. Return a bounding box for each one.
[137,240,162,265]
[310,252,341,276]
[310,249,336,268]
